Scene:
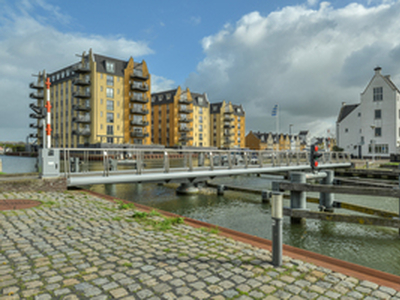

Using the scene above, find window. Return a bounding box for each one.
[345,128,348,133]
[375,127,382,137]
[107,75,114,86]
[107,100,114,111]
[100,86,103,92]
[107,125,113,135]
[106,61,115,73]
[106,88,114,98]
[199,133,203,141]
[107,112,114,123]
[199,115,203,123]
[199,107,203,114]
[358,112,361,117]
[375,109,381,119]
[373,87,383,101]
[199,124,203,132]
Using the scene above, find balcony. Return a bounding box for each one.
[72,91,91,99]
[179,135,193,142]
[224,131,234,137]
[72,105,91,112]
[224,123,234,129]
[29,92,44,99]
[179,126,191,132]
[224,138,234,144]
[130,108,149,115]
[72,129,91,137]
[179,98,192,104]
[130,95,149,104]
[72,64,91,73]
[130,131,149,138]
[72,115,91,124]
[178,107,193,114]
[179,117,193,123]
[130,120,149,127]
[29,123,43,129]
[131,82,149,92]
[29,82,44,89]
[224,109,234,114]
[72,78,91,86]
[130,70,149,80]
[224,116,234,122]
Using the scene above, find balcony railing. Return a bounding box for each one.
[179,107,193,114]
[72,105,91,112]
[131,70,149,80]
[179,126,191,132]
[130,108,149,115]
[179,135,193,142]
[72,129,91,136]
[179,117,193,123]
[179,98,192,104]
[29,92,44,99]
[224,109,234,114]
[130,95,149,103]
[223,116,234,122]
[72,78,91,86]
[130,120,149,127]
[72,64,91,73]
[72,115,91,124]
[29,82,44,90]
[130,131,149,138]
[131,83,149,91]
[73,91,91,98]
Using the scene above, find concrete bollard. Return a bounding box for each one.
[320,170,334,212]
[217,185,225,196]
[290,172,307,224]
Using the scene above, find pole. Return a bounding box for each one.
[271,191,283,267]
[44,77,52,148]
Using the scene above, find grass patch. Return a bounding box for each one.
[112,216,122,221]
[116,200,135,210]
[131,212,184,231]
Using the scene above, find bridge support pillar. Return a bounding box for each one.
[176,183,199,195]
[261,190,271,203]
[290,172,307,224]
[319,170,334,212]
[217,185,224,196]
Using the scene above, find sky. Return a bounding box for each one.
[1,0,400,142]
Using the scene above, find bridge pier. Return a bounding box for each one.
[290,172,307,224]
[319,170,334,212]
[176,183,199,195]
[217,185,225,196]
[261,190,271,203]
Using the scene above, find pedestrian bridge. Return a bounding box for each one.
[50,148,351,187]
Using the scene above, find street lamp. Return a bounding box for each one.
[289,124,293,135]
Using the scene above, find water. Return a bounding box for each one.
[88,175,400,276]
[0,155,37,174]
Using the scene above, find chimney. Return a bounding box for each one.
[342,102,346,106]
[374,66,382,74]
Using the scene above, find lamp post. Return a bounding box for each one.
[289,124,293,135]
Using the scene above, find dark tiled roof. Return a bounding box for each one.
[337,104,359,123]
[94,54,127,77]
[210,102,223,114]
[191,92,209,107]
[151,89,178,105]
[232,104,245,116]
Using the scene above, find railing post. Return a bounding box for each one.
[290,172,307,224]
[164,151,169,173]
[296,152,300,165]
[189,152,193,171]
[103,151,108,177]
[319,170,334,212]
[259,150,263,168]
[228,152,232,169]
[209,152,214,170]
[244,152,248,168]
[137,151,142,175]
[285,152,289,166]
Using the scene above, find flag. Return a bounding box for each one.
[271,104,278,116]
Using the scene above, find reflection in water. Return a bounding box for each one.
[88,175,400,276]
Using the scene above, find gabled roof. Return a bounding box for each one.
[337,104,359,123]
[361,67,400,95]
[151,89,179,105]
[191,92,209,107]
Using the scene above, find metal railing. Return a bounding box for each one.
[60,148,351,179]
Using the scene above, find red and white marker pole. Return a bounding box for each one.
[44,77,52,148]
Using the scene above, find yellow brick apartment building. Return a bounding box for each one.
[151,87,210,147]
[29,49,151,148]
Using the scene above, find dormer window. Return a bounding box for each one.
[106,61,115,73]
[166,94,171,100]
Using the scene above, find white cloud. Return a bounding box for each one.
[151,75,176,93]
[0,1,154,142]
[186,1,400,138]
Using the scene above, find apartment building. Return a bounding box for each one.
[337,67,400,158]
[210,101,245,148]
[28,49,151,148]
[245,131,301,151]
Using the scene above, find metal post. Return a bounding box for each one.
[398,164,400,236]
[261,190,270,203]
[290,172,307,224]
[217,185,224,196]
[271,191,283,267]
[164,151,169,173]
[320,170,334,212]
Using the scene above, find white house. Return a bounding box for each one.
[337,67,400,158]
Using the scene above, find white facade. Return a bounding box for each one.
[337,67,400,158]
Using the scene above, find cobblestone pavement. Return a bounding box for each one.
[1,191,399,300]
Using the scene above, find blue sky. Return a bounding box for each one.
[1,0,399,142]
